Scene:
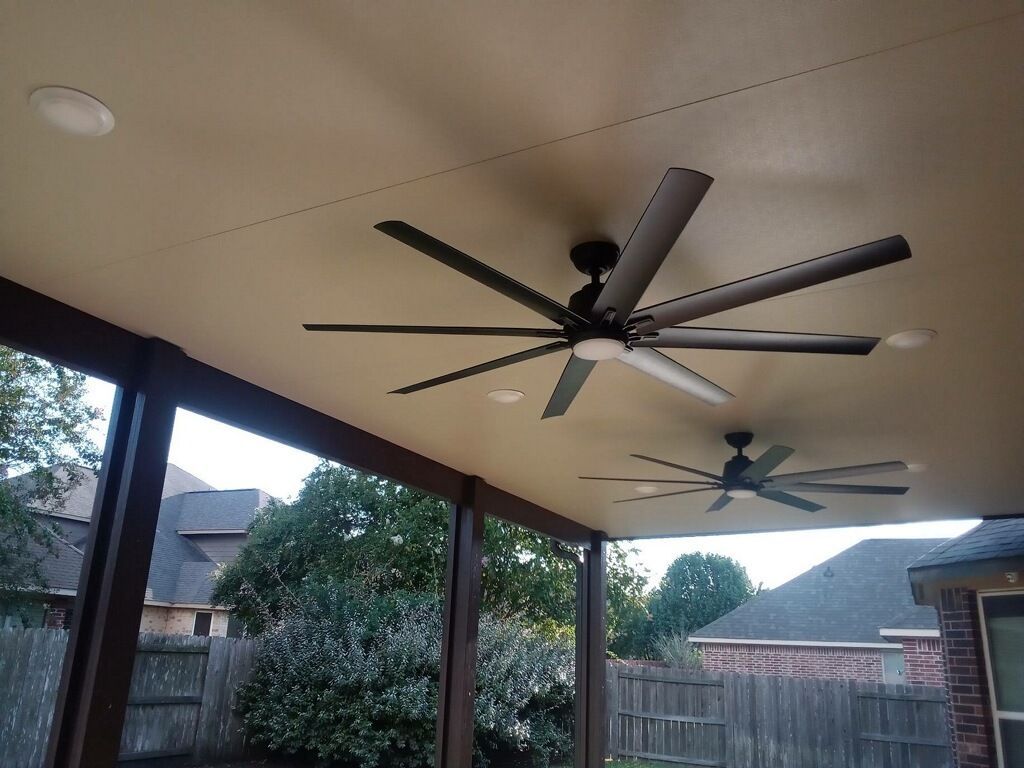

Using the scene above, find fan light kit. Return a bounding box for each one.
[886,329,936,350]
[486,389,525,404]
[30,86,115,136]
[305,167,911,418]
[581,432,910,513]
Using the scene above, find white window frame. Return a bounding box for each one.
[191,610,213,637]
[977,588,1024,768]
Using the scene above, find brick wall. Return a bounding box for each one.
[139,605,229,636]
[938,588,995,768]
[901,636,946,686]
[698,642,884,681]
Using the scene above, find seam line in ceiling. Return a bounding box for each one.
[65,10,1022,281]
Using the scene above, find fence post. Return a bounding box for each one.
[607,663,619,759]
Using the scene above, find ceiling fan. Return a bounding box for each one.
[305,168,911,418]
[580,432,909,513]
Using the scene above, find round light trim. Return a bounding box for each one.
[634,485,659,495]
[886,329,936,350]
[572,337,626,361]
[486,389,525,404]
[726,488,757,500]
[30,86,115,136]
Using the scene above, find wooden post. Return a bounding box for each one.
[45,339,184,768]
[435,477,485,768]
[579,530,608,767]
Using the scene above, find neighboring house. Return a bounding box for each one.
[689,539,946,686]
[908,517,1024,768]
[2,464,268,637]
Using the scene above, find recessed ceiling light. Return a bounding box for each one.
[634,485,659,494]
[486,389,525,404]
[906,463,928,473]
[29,86,115,136]
[886,329,936,350]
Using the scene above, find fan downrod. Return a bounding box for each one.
[724,431,754,454]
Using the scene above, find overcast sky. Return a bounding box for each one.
[85,379,977,590]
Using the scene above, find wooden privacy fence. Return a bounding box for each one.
[606,663,952,768]
[0,629,258,768]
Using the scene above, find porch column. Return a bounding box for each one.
[435,476,485,768]
[46,339,184,768]
[579,530,608,767]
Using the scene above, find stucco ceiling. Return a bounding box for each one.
[2,2,1022,537]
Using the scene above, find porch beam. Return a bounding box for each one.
[0,275,589,544]
[435,477,486,768]
[45,339,184,768]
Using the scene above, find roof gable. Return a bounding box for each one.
[690,539,942,644]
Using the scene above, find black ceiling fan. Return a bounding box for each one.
[305,168,911,418]
[580,432,909,513]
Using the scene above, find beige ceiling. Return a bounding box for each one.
[2,1,1022,538]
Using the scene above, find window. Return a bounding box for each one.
[192,611,212,637]
[980,591,1024,768]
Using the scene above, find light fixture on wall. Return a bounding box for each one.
[29,86,115,136]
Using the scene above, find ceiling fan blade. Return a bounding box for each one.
[766,461,908,485]
[740,445,795,483]
[630,454,723,481]
[614,487,718,504]
[390,342,568,395]
[304,324,566,338]
[591,169,713,324]
[777,482,909,495]
[579,476,716,485]
[706,494,734,513]
[542,355,597,419]
[617,348,733,406]
[633,327,879,355]
[375,221,587,327]
[757,490,825,513]
[631,235,910,332]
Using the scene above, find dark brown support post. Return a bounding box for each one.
[45,339,184,768]
[435,476,485,768]
[578,530,607,767]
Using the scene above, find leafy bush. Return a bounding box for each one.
[237,587,573,767]
[654,631,703,671]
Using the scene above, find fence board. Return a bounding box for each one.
[606,663,952,768]
[0,628,256,768]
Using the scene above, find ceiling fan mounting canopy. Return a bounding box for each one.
[304,168,912,418]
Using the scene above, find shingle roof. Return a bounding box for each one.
[175,488,270,531]
[909,517,1024,569]
[8,465,262,606]
[690,539,942,644]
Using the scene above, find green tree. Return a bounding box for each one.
[0,346,102,608]
[647,552,755,639]
[213,461,648,637]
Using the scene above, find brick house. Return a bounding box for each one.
[2,464,267,637]
[908,517,1024,768]
[689,539,946,686]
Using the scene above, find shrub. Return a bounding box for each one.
[237,587,573,767]
[654,630,703,671]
